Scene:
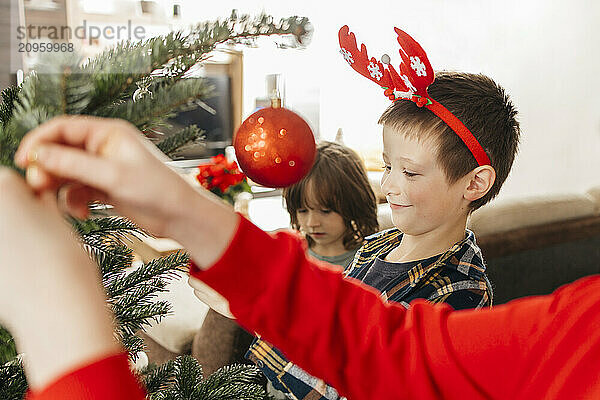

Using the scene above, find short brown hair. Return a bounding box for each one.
[284,141,379,250]
[378,71,520,210]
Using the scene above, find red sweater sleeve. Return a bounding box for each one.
[26,352,146,400]
[191,216,600,400]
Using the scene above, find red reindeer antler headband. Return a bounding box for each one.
[338,25,491,166]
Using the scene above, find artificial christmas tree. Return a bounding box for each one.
[0,11,310,399]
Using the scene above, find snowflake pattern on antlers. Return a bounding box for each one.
[337,25,491,167]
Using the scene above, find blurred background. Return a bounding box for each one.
[2,0,600,200]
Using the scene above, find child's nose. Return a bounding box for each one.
[381,170,402,196]
[306,212,320,227]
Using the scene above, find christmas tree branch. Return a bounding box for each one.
[94,77,211,132]
[0,11,310,398]
[0,86,21,127]
[113,301,171,333]
[106,251,188,298]
[0,327,17,365]
[156,125,205,157]
[88,241,132,283]
[82,11,310,113]
[121,334,146,361]
[142,360,177,395]
[73,216,147,241]
[0,358,27,400]
[196,363,265,399]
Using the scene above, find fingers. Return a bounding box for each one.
[16,116,95,165]
[15,115,135,167]
[24,143,121,195]
[25,164,64,192]
[61,184,108,220]
[16,115,167,198]
[17,115,171,167]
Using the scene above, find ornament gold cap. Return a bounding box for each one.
[270,96,282,108]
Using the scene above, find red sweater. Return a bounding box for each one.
[26,352,145,400]
[30,217,600,399]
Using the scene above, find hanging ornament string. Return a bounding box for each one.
[132,79,153,102]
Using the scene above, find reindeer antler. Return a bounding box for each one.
[338,25,394,89]
[394,27,434,98]
[338,25,437,105]
[337,25,492,167]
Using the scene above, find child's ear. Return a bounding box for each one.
[464,165,496,202]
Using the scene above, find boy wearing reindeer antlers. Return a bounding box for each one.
[247,26,520,400]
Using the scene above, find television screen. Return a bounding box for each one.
[166,75,232,161]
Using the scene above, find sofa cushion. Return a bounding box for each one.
[191,310,255,377]
[143,270,210,354]
[483,231,600,304]
[468,193,596,236]
[585,185,600,213]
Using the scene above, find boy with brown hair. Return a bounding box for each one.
[344,70,520,310]
[335,25,520,310]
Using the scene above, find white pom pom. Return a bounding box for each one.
[129,351,149,371]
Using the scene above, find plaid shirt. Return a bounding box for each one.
[247,228,493,400]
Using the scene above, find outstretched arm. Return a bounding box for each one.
[191,217,600,400]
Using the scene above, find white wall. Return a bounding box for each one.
[179,0,600,200]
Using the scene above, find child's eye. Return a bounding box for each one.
[403,170,418,177]
[320,209,332,214]
[297,208,307,214]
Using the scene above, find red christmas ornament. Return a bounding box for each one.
[234,103,316,188]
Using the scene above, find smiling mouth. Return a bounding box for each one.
[389,203,412,209]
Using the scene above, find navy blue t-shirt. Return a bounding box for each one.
[362,252,441,291]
